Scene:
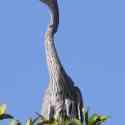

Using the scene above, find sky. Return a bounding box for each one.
[0,0,125,124]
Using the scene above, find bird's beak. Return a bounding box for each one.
[40,0,49,4]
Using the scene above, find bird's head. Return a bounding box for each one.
[40,0,59,34]
[40,0,54,6]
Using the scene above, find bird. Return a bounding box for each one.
[40,0,84,122]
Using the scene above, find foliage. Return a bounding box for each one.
[0,104,109,125]
[84,109,109,125]
[0,104,13,120]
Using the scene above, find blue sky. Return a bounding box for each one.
[0,0,125,124]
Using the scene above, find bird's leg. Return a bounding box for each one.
[65,99,71,118]
[65,99,77,119]
[74,87,84,123]
[48,105,55,120]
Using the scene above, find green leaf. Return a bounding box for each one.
[0,114,14,120]
[65,119,83,125]
[32,113,46,125]
[9,119,21,125]
[0,104,7,115]
[26,118,33,125]
[36,119,57,125]
[88,114,98,125]
[88,114,109,125]
[98,115,109,122]
[84,110,89,125]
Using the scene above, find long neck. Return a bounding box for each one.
[44,0,64,81]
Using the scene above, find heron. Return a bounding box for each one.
[40,0,84,122]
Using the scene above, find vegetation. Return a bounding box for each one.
[0,104,109,125]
